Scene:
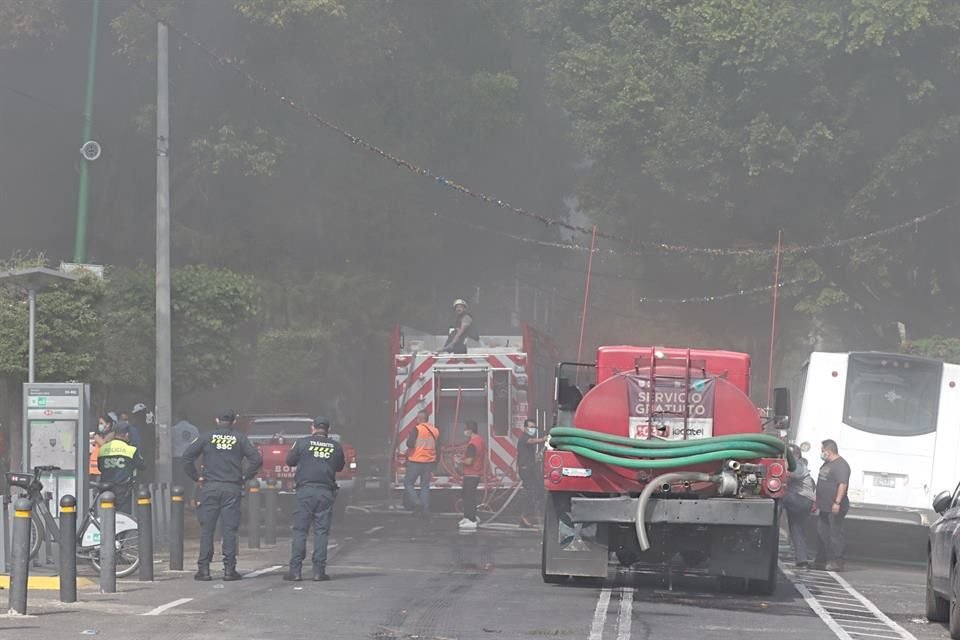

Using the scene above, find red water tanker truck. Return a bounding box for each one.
[542,346,793,594]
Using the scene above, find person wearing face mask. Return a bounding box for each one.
[518,418,547,528]
[813,439,851,571]
[89,414,116,480]
[457,421,485,531]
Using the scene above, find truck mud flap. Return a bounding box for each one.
[542,492,608,581]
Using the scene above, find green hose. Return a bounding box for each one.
[548,427,794,471]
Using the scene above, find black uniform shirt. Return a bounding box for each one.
[182,426,263,485]
[287,434,345,489]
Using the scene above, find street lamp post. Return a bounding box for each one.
[0,268,80,382]
[0,268,80,474]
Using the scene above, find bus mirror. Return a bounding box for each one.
[933,490,952,515]
[772,387,791,428]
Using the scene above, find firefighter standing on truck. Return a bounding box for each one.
[97,422,145,514]
[283,417,344,582]
[182,410,263,582]
[443,299,477,354]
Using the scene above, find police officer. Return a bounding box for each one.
[182,410,263,582]
[97,422,145,514]
[282,417,344,582]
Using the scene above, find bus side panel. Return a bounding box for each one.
[931,363,960,499]
[795,352,848,486]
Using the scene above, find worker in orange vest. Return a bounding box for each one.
[403,410,439,515]
[89,414,116,479]
[458,420,485,530]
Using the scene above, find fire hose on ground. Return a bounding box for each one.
[547,427,795,550]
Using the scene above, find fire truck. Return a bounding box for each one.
[390,324,558,507]
[542,347,792,594]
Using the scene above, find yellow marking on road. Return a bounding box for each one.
[0,575,95,590]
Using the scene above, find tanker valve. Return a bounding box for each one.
[715,471,739,497]
[725,460,741,472]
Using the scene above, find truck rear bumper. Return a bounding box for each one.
[571,496,776,526]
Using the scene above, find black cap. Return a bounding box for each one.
[218,410,237,423]
[113,422,131,435]
[313,417,330,428]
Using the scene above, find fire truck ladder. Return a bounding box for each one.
[635,348,707,440]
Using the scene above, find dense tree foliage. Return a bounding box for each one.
[1,0,957,451]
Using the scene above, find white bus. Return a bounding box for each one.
[792,351,960,527]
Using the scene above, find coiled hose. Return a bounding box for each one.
[548,427,794,471]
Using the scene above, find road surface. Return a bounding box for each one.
[0,509,951,640]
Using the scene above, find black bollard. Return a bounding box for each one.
[59,495,78,603]
[170,486,185,571]
[8,498,32,615]
[99,491,116,593]
[263,480,278,546]
[137,487,154,582]
[246,480,261,549]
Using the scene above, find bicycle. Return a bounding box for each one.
[7,465,141,577]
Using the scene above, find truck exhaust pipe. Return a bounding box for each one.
[635,472,713,551]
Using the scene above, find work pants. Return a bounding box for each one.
[289,485,336,573]
[404,461,434,513]
[462,476,480,522]
[197,482,242,569]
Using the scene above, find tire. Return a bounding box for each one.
[950,562,960,639]
[28,515,42,559]
[90,530,140,578]
[927,557,949,622]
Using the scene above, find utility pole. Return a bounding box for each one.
[155,22,173,489]
[74,0,101,264]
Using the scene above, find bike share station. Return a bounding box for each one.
[11,383,92,570]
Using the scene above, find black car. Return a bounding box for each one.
[927,486,960,636]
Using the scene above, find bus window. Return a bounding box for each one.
[843,354,942,437]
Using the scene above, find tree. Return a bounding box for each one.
[528,0,960,352]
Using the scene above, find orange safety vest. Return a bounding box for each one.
[89,442,100,477]
[407,423,440,463]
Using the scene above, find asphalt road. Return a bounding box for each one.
[0,509,953,640]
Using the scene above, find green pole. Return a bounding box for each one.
[73,0,101,264]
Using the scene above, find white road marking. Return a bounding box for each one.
[616,586,633,640]
[780,562,918,640]
[589,587,612,640]
[828,570,916,639]
[364,526,384,535]
[244,565,283,578]
[142,598,193,616]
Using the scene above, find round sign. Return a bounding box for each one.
[80,140,101,161]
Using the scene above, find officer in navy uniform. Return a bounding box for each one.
[182,410,263,582]
[283,417,345,582]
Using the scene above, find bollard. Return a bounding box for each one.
[263,480,278,546]
[59,495,78,603]
[170,486,185,571]
[99,491,116,593]
[137,487,154,582]
[246,480,261,549]
[8,498,32,615]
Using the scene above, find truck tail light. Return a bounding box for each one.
[549,469,562,484]
[766,477,783,493]
[768,462,785,478]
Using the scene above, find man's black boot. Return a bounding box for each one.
[194,565,212,581]
[223,566,243,581]
[283,568,302,582]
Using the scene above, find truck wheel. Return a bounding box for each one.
[927,556,949,622]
